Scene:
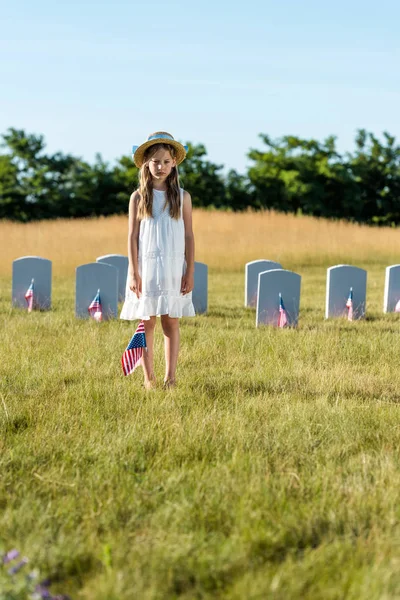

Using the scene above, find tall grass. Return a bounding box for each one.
[1,210,400,278]
[1,212,400,599]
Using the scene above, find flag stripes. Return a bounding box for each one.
[24,279,34,313]
[278,293,288,328]
[346,287,353,321]
[88,289,102,321]
[122,320,147,376]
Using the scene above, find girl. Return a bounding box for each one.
[120,132,195,389]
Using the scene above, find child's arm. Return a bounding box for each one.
[181,191,195,295]
[127,191,141,298]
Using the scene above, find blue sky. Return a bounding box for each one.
[2,0,399,173]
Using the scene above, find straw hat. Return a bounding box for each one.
[132,132,188,168]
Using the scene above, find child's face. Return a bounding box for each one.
[148,148,176,182]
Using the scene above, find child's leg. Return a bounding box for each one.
[160,315,180,385]
[142,316,157,388]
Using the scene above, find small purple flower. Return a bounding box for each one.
[3,549,70,600]
[2,549,20,564]
[8,556,28,574]
[35,585,53,599]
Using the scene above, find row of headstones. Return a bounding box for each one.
[12,255,208,319]
[12,255,400,326]
[246,259,400,326]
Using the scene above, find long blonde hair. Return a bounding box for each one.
[137,143,181,220]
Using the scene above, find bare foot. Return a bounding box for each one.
[163,378,176,390]
[144,378,156,391]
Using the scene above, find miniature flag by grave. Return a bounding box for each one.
[395,299,400,313]
[24,279,34,312]
[122,320,147,376]
[88,289,102,322]
[346,287,353,321]
[278,293,288,328]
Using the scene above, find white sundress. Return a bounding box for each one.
[120,188,196,321]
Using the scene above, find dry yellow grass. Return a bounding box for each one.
[1,210,400,277]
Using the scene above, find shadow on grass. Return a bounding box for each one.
[45,552,98,589]
[194,378,400,405]
[206,307,251,320]
[195,376,315,399]
[165,516,338,596]
[3,414,30,435]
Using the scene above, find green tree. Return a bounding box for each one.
[247,133,357,218]
[1,128,49,220]
[225,169,257,211]
[247,130,400,224]
[348,130,400,225]
[3,127,400,224]
[111,155,139,212]
[0,154,27,220]
[178,143,226,208]
[1,128,130,220]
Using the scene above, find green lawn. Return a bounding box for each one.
[1,265,400,599]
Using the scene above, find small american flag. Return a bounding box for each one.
[88,289,102,322]
[346,287,353,321]
[24,279,34,312]
[278,293,288,328]
[122,320,147,376]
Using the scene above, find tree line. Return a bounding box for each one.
[1,127,400,225]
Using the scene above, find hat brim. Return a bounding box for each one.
[132,139,188,168]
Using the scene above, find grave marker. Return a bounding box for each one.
[245,259,282,307]
[76,262,118,320]
[96,254,128,302]
[325,265,367,319]
[193,261,208,314]
[12,256,52,310]
[256,269,301,327]
[383,265,400,313]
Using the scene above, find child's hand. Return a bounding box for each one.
[129,273,142,298]
[181,273,194,295]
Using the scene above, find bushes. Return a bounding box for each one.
[1,128,400,224]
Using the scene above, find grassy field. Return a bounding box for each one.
[1,211,400,599]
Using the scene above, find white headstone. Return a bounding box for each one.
[383,265,400,313]
[96,254,128,302]
[325,265,367,319]
[192,261,208,314]
[75,262,118,320]
[245,259,282,307]
[256,269,301,327]
[12,256,52,310]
